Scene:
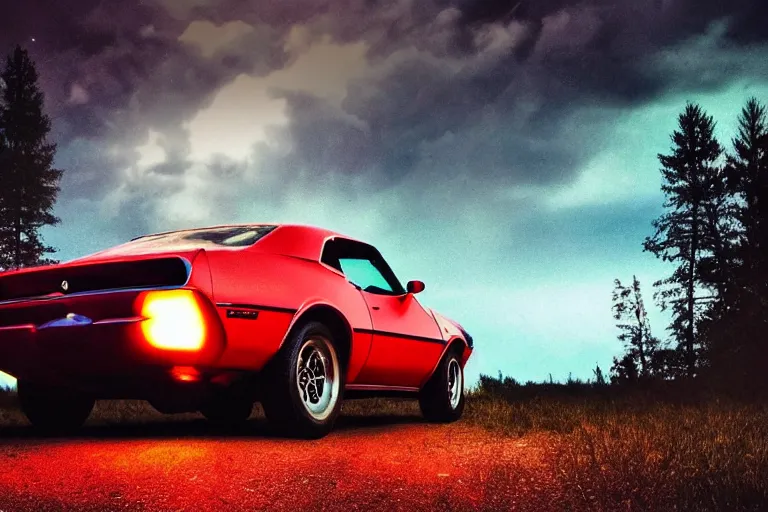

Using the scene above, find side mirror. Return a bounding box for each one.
[407,280,426,294]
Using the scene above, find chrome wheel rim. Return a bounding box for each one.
[448,359,462,410]
[296,336,340,421]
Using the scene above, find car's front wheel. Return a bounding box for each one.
[419,348,465,423]
[18,380,95,434]
[261,321,343,438]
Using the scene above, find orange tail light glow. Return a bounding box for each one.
[170,366,201,382]
[139,290,206,351]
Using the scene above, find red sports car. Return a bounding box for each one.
[0,224,473,437]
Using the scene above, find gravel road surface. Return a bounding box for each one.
[0,415,563,511]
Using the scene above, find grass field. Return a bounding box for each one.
[466,390,768,511]
[1,387,767,511]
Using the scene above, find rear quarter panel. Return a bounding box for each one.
[205,251,373,380]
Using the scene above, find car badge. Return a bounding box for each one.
[61,280,69,292]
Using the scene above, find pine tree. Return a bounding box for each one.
[725,98,768,300]
[612,276,660,378]
[0,46,62,270]
[644,103,724,377]
[705,98,768,392]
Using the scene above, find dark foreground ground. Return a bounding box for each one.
[1,393,767,511]
[0,401,561,511]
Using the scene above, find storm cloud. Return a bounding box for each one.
[3,0,766,195]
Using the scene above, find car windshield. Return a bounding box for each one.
[128,225,277,250]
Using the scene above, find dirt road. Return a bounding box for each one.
[0,415,563,511]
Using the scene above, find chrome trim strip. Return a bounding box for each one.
[93,317,144,326]
[353,328,445,345]
[0,317,143,333]
[216,303,297,315]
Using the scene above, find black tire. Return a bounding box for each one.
[261,321,343,439]
[419,348,465,423]
[200,396,253,427]
[18,380,95,435]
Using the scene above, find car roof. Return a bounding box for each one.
[134,223,366,261]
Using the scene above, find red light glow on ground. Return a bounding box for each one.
[0,423,562,510]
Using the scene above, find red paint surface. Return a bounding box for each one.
[0,421,562,511]
[0,224,473,397]
[354,292,444,387]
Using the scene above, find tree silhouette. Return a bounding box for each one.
[592,363,607,386]
[0,46,62,269]
[644,103,724,377]
[648,347,686,381]
[612,276,660,378]
[703,98,768,392]
[610,353,639,384]
[725,98,768,301]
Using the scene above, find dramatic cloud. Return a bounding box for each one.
[1,0,767,387]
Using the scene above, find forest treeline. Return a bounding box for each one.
[612,100,768,395]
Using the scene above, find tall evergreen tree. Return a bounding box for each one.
[696,153,740,354]
[0,46,62,270]
[644,103,724,377]
[612,276,660,378]
[725,98,768,296]
[705,98,768,392]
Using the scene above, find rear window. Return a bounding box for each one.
[128,225,277,250]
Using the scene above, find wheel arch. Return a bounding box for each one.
[420,335,471,389]
[283,303,353,375]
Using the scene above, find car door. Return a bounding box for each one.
[328,240,445,388]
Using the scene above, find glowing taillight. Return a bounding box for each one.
[139,290,205,351]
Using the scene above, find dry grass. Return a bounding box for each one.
[466,390,768,511]
[1,389,767,510]
[555,403,768,511]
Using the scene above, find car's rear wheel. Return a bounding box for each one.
[261,321,343,438]
[419,348,465,423]
[18,380,95,434]
[200,395,253,427]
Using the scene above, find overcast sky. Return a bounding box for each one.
[1,0,767,389]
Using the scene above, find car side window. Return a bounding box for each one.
[321,238,405,295]
[338,257,395,294]
[320,242,343,272]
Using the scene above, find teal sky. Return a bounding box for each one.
[2,0,768,389]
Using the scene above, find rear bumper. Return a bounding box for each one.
[0,319,145,382]
[0,320,247,405]
[0,288,227,391]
